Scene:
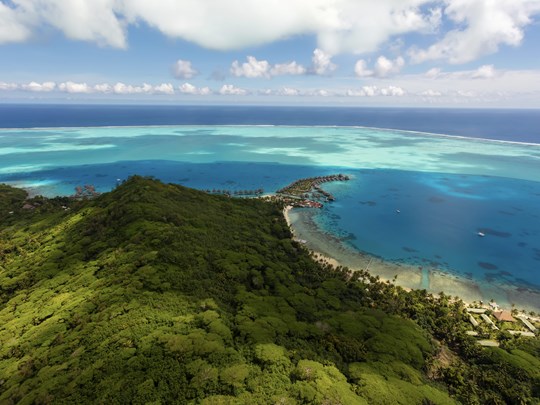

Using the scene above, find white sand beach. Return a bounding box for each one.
[284,206,540,314]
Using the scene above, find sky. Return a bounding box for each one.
[1,0,540,107]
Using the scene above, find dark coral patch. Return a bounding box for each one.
[359,200,377,206]
[478,262,498,270]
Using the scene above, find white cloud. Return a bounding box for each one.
[425,67,442,78]
[117,1,442,54]
[381,85,406,96]
[14,0,127,48]
[2,80,178,95]
[354,60,373,78]
[362,86,378,97]
[141,83,153,93]
[346,86,377,97]
[0,82,19,91]
[94,83,112,93]
[153,83,175,95]
[278,87,300,96]
[312,48,336,75]
[58,81,91,93]
[346,85,405,97]
[270,61,306,76]
[2,80,198,96]
[2,66,540,107]
[420,89,442,96]
[355,56,405,78]
[315,3,442,55]
[21,81,56,92]
[409,0,540,64]
[2,0,538,68]
[457,90,476,98]
[345,89,360,97]
[0,2,32,44]
[231,56,306,78]
[374,56,405,77]
[471,64,497,79]
[198,87,212,95]
[173,60,198,79]
[421,65,499,81]
[365,67,540,106]
[111,82,174,95]
[178,82,212,95]
[178,83,197,94]
[113,82,153,95]
[231,56,271,78]
[313,89,331,97]
[219,84,248,95]
[258,89,273,96]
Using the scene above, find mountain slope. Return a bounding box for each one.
[0,177,537,404]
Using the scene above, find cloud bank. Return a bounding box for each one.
[2,66,540,107]
[1,1,537,64]
[409,0,540,64]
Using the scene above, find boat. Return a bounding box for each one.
[396,209,401,213]
[477,232,485,237]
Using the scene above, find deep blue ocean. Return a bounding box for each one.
[1,104,540,143]
[1,104,539,308]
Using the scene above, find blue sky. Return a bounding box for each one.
[1,0,540,107]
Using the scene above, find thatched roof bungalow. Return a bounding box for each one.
[493,310,516,322]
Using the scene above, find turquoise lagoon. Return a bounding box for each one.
[1,125,539,310]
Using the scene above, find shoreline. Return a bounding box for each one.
[283,206,540,314]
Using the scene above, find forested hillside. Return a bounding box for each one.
[0,177,538,404]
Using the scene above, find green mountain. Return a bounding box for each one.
[0,177,538,404]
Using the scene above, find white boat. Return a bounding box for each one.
[396,209,401,213]
[477,232,485,237]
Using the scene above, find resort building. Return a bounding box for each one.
[508,331,535,337]
[481,314,499,330]
[517,316,537,332]
[469,315,479,327]
[492,310,516,323]
[466,308,486,314]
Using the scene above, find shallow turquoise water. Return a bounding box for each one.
[316,170,540,289]
[1,125,539,297]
